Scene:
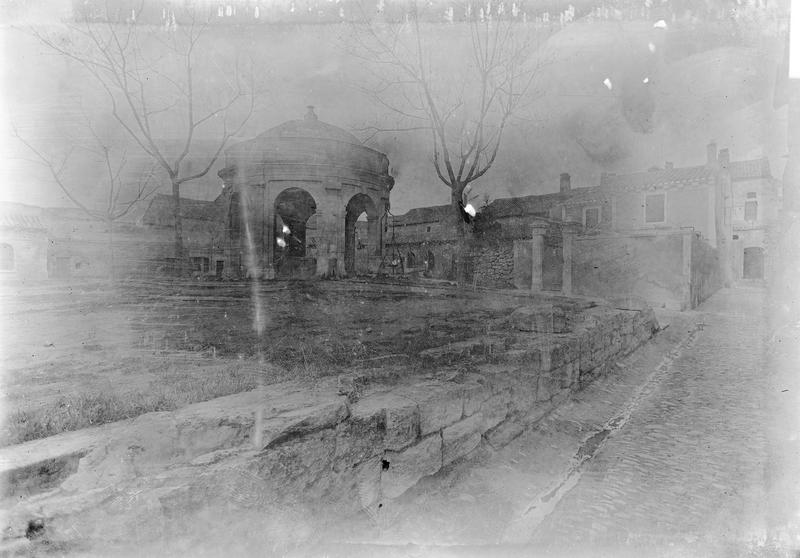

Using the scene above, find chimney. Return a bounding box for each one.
[706,141,717,167]
[665,161,674,169]
[560,172,571,193]
[761,157,771,178]
[304,105,318,121]
[718,148,730,169]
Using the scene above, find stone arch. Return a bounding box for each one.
[345,193,379,275]
[406,251,417,268]
[0,243,13,271]
[274,187,317,261]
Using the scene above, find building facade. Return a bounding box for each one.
[216,107,394,279]
[387,142,779,307]
[0,203,49,281]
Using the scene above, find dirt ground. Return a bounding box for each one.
[0,278,562,443]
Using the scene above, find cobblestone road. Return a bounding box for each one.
[314,287,800,558]
[521,287,799,557]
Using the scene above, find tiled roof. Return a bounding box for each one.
[728,158,771,180]
[599,165,714,190]
[0,213,46,230]
[0,202,46,231]
[488,192,562,218]
[141,194,224,226]
[391,204,451,225]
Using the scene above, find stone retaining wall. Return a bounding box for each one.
[0,302,658,550]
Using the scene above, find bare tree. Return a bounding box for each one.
[348,6,549,281]
[13,124,158,280]
[28,4,255,275]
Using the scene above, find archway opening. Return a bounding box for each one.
[425,250,435,275]
[274,188,317,269]
[743,246,764,280]
[345,193,378,275]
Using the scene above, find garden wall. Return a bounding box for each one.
[573,230,722,310]
[573,230,690,310]
[690,233,723,307]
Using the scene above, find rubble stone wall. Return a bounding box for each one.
[1,302,659,548]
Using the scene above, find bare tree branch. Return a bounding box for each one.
[28,4,258,274]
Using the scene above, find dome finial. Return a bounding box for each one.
[305,106,318,121]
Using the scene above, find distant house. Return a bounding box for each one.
[388,142,780,306]
[140,193,230,277]
[726,158,779,282]
[0,202,49,281]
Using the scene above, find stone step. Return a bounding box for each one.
[0,381,347,504]
[418,336,513,367]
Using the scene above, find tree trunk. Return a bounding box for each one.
[107,218,115,283]
[172,180,185,276]
[450,185,470,285]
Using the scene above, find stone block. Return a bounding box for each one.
[480,393,510,431]
[252,429,337,497]
[536,373,562,403]
[524,402,552,425]
[550,341,575,369]
[384,398,420,451]
[461,381,492,417]
[381,434,442,499]
[507,381,537,415]
[504,306,570,334]
[324,455,383,513]
[484,420,524,448]
[333,404,384,471]
[442,414,484,466]
[504,346,543,370]
[341,392,421,452]
[262,398,349,448]
[394,383,463,436]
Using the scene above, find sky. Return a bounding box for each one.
[0,0,791,216]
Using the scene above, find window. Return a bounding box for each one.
[746,191,757,199]
[583,207,601,228]
[426,226,431,233]
[644,193,666,224]
[0,243,13,271]
[191,257,210,273]
[744,200,758,222]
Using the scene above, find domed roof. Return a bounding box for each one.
[255,106,361,145]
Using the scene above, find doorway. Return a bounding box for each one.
[345,193,378,275]
[742,247,764,280]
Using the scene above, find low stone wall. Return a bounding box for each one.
[0,301,658,550]
[573,230,690,310]
[573,230,722,310]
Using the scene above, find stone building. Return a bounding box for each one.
[216,107,394,279]
[388,142,779,308]
[138,194,230,277]
[0,202,48,281]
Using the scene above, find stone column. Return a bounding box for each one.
[530,221,548,291]
[561,222,578,296]
[264,182,276,280]
[367,216,379,273]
